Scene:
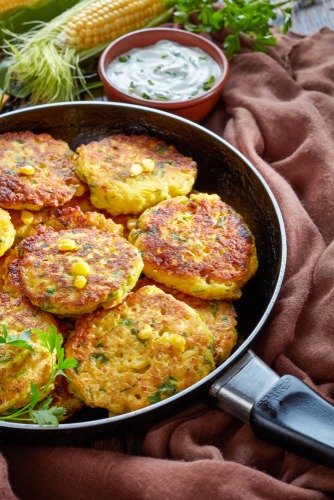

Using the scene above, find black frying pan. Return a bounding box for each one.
[0,102,333,467]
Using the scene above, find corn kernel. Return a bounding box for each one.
[75,184,86,197]
[138,325,153,340]
[73,275,87,289]
[20,210,34,226]
[19,165,35,176]
[126,218,137,230]
[16,226,28,238]
[141,158,155,172]
[159,332,186,351]
[130,163,143,176]
[131,357,150,370]
[57,238,77,251]
[71,260,90,276]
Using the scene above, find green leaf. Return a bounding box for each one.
[59,357,78,370]
[29,383,41,410]
[203,75,216,91]
[38,395,53,410]
[0,324,8,340]
[0,59,11,93]
[31,407,65,427]
[0,325,33,351]
[172,0,293,56]
[223,34,241,57]
[6,339,32,350]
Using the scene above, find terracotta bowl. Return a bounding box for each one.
[98,27,229,122]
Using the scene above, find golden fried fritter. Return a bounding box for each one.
[0,208,15,256]
[0,247,21,296]
[17,226,143,316]
[66,285,215,415]
[0,254,6,290]
[8,207,54,241]
[129,193,258,300]
[0,131,80,211]
[51,375,84,421]
[0,292,58,413]
[42,206,123,236]
[134,276,237,364]
[76,134,197,216]
[9,203,123,242]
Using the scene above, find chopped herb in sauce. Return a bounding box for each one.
[118,55,131,63]
[203,75,216,91]
[106,40,221,103]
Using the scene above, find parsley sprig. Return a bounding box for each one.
[0,324,77,426]
[169,0,293,56]
[0,324,33,351]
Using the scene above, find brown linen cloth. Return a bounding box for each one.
[1,27,334,500]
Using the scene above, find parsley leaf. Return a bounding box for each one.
[0,324,33,351]
[169,0,294,56]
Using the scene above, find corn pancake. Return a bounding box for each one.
[0,131,80,211]
[134,276,237,364]
[76,134,197,216]
[0,248,21,296]
[0,292,57,413]
[129,193,258,300]
[63,191,96,213]
[8,207,55,241]
[0,208,15,257]
[66,285,215,415]
[0,255,6,290]
[0,252,18,294]
[51,375,84,421]
[42,206,123,236]
[9,200,122,242]
[17,226,143,316]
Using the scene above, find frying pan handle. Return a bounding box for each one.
[210,351,334,467]
[250,374,334,467]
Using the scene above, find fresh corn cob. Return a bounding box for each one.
[0,1,80,44]
[3,0,172,104]
[64,0,167,50]
[0,0,38,15]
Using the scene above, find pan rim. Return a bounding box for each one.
[0,101,287,431]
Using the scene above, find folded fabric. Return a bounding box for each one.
[1,27,334,500]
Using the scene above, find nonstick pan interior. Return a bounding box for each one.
[0,102,286,443]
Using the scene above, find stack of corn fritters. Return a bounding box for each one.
[0,131,257,419]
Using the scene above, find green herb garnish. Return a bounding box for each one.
[149,377,178,404]
[0,324,77,426]
[118,55,131,63]
[141,92,152,100]
[0,324,33,351]
[169,0,294,56]
[91,353,109,363]
[203,75,216,91]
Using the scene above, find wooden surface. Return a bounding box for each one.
[292,0,334,35]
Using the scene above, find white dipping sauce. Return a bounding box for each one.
[106,40,221,102]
